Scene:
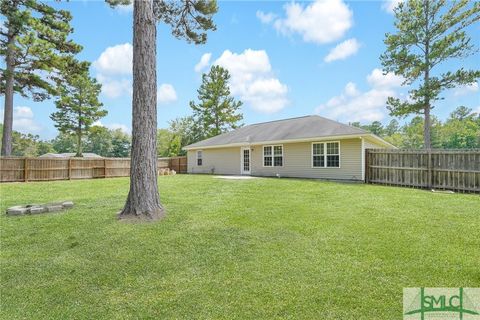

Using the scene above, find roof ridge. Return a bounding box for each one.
[312,114,369,133]
[244,115,314,127]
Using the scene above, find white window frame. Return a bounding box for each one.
[311,141,341,168]
[196,150,203,166]
[262,144,283,167]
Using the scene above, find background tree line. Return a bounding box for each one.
[4,104,478,158]
[351,106,480,149]
[0,123,130,157]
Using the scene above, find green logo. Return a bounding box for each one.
[404,288,480,319]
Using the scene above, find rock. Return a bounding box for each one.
[29,206,46,214]
[170,170,176,175]
[62,201,74,209]
[46,205,63,212]
[7,201,73,216]
[7,206,28,216]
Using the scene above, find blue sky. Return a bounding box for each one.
[2,0,479,139]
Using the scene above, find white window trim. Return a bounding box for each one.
[311,141,341,169]
[262,144,284,167]
[196,150,203,166]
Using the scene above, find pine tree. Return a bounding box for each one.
[381,0,480,149]
[190,65,243,139]
[107,0,218,220]
[384,119,400,136]
[50,70,107,157]
[1,0,82,155]
[110,129,131,158]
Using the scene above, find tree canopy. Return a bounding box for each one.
[50,69,107,157]
[190,65,243,139]
[351,107,480,149]
[1,0,83,155]
[381,0,480,148]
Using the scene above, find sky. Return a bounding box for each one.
[1,0,479,139]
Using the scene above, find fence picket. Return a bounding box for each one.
[0,156,187,183]
[365,149,479,193]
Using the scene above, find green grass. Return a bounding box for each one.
[1,175,479,319]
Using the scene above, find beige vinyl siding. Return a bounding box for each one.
[187,147,241,175]
[251,138,363,180]
[364,138,385,149]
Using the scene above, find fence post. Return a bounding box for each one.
[104,158,107,178]
[68,158,72,180]
[427,149,432,190]
[24,158,28,182]
[364,149,369,183]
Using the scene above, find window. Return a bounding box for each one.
[263,145,283,167]
[312,142,340,168]
[263,146,272,166]
[197,150,203,166]
[326,142,340,168]
[312,143,324,167]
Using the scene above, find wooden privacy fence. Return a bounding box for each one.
[0,156,187,183]
[365,149,480,193]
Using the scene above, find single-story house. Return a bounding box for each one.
[183,115,395,181]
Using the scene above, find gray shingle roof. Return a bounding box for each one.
[184,115,368,149]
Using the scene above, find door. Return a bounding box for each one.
[241,147,251,175]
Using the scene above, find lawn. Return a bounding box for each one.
[0,175,479,319]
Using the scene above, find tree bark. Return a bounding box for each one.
[119,0,164,220]
[76,110,83,157]
[1,32,15,156]
[423,0,432,150]
[424,103,432,149]
[76,132,82,157]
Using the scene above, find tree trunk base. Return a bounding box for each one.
[117,206,166,222]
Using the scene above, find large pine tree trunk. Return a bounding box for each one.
[1,33,15,156]
[119,0,164,220]
[424,105,432,149]
[423,0,432,150]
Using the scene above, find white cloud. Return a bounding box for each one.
[114,3,133,13]
[382,0,403,13]
[324,38,361,63]
[106,123,130,134]
[213,49,289,113]
[256,11,277,24]
[97,75,132,99]
[453,82,479,97]
[344,82,360,96]
[314,68,405,122]
[93,120,130,134]
[0,106,42,134]
[157,84,177,104]
[14,106,34,119]
[93,43,133,76]
[94,43,133,99]
[366,68,404,88]
[194,53,212,72]
[270,0,353,45]
[243,79,288,114]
